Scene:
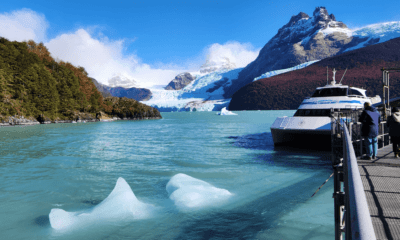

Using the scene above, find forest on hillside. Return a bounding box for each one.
[0,38,161,122]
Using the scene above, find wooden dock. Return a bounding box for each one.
[358,144,400,240]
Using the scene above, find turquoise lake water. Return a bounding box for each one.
[0,111,334,239]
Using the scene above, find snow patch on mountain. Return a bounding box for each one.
[344,21,400,52]
[254,60,320,81]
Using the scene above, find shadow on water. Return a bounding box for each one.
[228,132,331,152]
[34,215,50,227]
[81,199,102,206]
[228,132,332,169]
[175,174,328,240]
[228,132,275,151]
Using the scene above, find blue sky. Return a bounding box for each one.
[1,0,400,87]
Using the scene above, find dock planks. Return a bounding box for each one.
[358,144,400,240]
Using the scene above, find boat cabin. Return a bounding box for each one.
[310,86,367,98]
[294,85,368,117]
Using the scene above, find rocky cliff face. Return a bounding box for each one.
[91,78,152,101]
[223,6,378,98]
[165,72,196,90]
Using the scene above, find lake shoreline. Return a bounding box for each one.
[0,116,162,127]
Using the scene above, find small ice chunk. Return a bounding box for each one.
[49,177,154,230]
[217,107,237,115]
[166,173,233,211]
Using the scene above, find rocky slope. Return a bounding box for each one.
[165,72,196,90]
[229,37,400,110]
[104,86,152,101]
[90,78,112,97]
[223,6,384,98]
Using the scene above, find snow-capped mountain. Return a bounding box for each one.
[199,57,236,74]
[165,72,196,90]
[223,7,400,98]
[135,7,400,112]
[144,68,242,112]
[108,75,138,88]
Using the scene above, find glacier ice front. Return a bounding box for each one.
[166,173,233,211]
[49,177,154,230]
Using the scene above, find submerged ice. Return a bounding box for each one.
[49,177,154,230]
[166,173,233,211]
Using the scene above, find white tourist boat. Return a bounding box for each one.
[270,69,381,146]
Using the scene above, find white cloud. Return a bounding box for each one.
[0,9,259,88]
[0,9,48,42]
[46,29,184,88]
[203,41,260,68]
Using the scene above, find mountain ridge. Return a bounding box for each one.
[228,37,400,111]
[222,6,397,98]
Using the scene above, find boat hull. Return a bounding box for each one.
[271,116,332,149]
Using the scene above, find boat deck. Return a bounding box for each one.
[357,144,400,240]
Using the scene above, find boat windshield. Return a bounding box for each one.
[294,109,331,117]
[348,88,364,96]
[312,88,347,97]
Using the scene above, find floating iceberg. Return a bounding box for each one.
[49,177,154,230]
[217,107,237,115]
[166,173,233,211]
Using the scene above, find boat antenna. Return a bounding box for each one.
[327,66,328,85]
[331,68,337,85]
[339,68,348,84]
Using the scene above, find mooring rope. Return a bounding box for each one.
[311,172,334,197]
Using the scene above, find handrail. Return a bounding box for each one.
[342,124,376,240]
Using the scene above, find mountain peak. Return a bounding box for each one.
[107,75,138,88]
[199,57,236,74]
[284,12,310,28]
[312,7,346,29]
[313,7,329,21]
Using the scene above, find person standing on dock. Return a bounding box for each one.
[387,107,400,158]
[359,102,381,160]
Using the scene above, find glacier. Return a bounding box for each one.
[143,68,242,112]
[140,21,400,112]
[253,60,320,81]
[344,21,400,52]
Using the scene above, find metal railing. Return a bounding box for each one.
[331,108,390,240]
[342,124,376,239]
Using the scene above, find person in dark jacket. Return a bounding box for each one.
[359,102,381,160]
[387,107,400,158]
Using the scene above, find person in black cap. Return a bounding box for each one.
[387,107,400,158]
[359,102,381,160]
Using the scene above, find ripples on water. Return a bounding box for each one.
[0,111,334,239]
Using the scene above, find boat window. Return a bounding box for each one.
[348,88,364,96]
[294,109,331,117]
[311,88,348,97]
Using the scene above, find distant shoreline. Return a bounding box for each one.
[0,116,162,128]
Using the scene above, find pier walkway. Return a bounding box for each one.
[357,145,400,240]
